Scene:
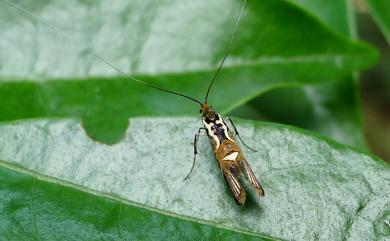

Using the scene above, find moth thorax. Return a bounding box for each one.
[204,111,218,122]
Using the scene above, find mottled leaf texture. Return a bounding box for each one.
[0,118,389,240]
[0,0,377,143]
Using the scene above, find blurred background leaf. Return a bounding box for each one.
[365,0,390,44]
[355,0,390,162]
[0,0,376,143]
[232,0,368,148]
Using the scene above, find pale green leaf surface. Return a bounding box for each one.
[0,0,373,80]
[0,117,389,240]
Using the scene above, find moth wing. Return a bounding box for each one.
[239,158,265,196]
[222,164,246,205]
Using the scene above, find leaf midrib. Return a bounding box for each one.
[0,52,372,83]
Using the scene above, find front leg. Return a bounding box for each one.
[226,117,257,152]
[183,127,207,181]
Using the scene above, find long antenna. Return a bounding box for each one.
[204,0,247,102]
[95,55,202,105]
[3,0,202,106]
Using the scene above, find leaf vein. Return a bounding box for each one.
[30,179,42,241]
[118,203,127,241]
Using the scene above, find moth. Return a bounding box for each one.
[194,102,265,205]
[5,0,264,205]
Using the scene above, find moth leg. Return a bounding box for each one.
[222,163,246,205]
[226,117,257,152]
[183,127,207,181]
[240,158,265,196]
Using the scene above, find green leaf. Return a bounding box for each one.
[0,117,389,240]
[241,78,366,148]
[0,0,377,143]
[365,0,390,44]
[232,0,366,148]
[287,0,352,35]
[0,165,271,241]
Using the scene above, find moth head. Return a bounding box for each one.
[201,102,216,121]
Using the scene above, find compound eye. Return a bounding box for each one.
[199,109,202,113]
